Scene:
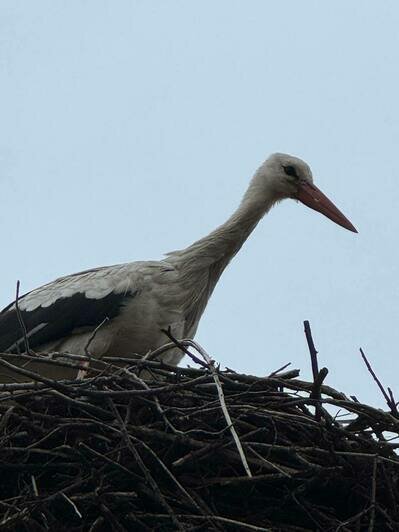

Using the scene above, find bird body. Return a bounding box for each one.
[0,153,356,381]
[2,262,183,362]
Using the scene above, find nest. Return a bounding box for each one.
[0,332,398,531]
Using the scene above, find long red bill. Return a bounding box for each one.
[296,181,357,233]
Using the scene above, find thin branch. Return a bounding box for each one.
[268,362,291,377]
[360,348,398,415]
[77,317,110,379]
[84,317,110,358]
[368,457,378,532]
[15,280,30,354]
[303,320,326,421]
[304,320,318,379]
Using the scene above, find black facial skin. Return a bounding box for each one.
[283,165,299,179]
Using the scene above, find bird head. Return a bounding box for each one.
[259,153,357,233]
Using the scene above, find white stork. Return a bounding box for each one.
[0,153,356,381]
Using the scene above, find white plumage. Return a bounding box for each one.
[0,153,356,381]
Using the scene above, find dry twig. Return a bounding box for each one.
[360,347,398,416]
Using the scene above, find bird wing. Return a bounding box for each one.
[0,264,140,352]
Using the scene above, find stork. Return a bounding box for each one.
[0,153,356,381]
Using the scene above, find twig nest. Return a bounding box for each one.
[0,353,398,531]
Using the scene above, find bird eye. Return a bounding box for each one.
[283,165,298,178]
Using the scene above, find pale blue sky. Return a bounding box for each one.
[1,1,398,407]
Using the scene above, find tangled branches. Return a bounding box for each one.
[0,334,398,531]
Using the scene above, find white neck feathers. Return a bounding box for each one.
[166,170,279,271]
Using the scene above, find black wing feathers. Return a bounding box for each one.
[0,291,133,352]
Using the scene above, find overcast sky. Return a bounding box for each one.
[1,1,398,408]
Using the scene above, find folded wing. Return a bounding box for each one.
[0,264,138,353]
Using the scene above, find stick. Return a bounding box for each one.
[15,280,30,354]
[304,320,318,379]
[84,317,110,358]
[360,348,398,415]
[78,317,110,379]
[368,456,378,532]
[303,321,326,421]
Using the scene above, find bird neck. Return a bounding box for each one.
[167,174,279,272]
[164,174,279,336]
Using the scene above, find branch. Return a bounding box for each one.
[303,320,328,421]
[360,348,398,416]
[15,280,31,354]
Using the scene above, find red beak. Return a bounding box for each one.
[296,181,357,233]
